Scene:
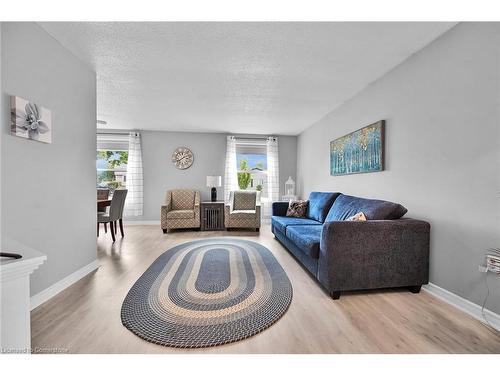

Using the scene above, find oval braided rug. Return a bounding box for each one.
[121,238,293,348]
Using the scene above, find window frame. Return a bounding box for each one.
[96,148,129,190]
[235,140,269,199]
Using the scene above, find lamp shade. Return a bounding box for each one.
[206,175,222,187]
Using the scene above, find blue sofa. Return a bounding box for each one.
[271,192,430,299]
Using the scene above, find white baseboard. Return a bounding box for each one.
[124,220,160,225]
[30,260,100,311]
[423,283,500,331]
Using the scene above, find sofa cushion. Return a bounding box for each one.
[171,190,195,210]
[229,210,257,220]
[272,216,320,234]
[285,225,323,259]
[233,191,257,210]
[325,194,408,221]
[167,209,195,219]
[306,192,341,223]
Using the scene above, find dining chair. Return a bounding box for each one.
[97,188,110,204]
[97,188,110,232]
[97,189,127,242]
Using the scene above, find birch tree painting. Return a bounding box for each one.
[330,120,384,176]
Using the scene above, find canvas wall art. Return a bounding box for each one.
[330,120,384,176]
[10,96,52,143]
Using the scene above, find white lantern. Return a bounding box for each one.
[282,176,296,201]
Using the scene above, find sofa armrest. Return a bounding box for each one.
[164,191,172,209]
[160,204,171,228]
[272,201,289,217]
[318,219,430,293]
[193,203,200,224]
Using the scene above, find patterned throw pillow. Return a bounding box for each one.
[346,212,367,221]
[286,200,308,218]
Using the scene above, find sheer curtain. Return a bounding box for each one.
[263,136,279,221]
[124,132,143,217]
[224,136,238,202]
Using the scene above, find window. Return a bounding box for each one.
[97,150,128,189]
[97,134,129,190]
[235,140,268,198]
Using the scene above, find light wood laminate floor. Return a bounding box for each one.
[31,225,500,353]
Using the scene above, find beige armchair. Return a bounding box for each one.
[225,191,261,231]
[161,189,200,233]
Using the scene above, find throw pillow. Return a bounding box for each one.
[346,212,367,221]
[286,200,308,218]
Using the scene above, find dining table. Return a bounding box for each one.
[97,199,112,210]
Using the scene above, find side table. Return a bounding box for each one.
[201,201,225,231]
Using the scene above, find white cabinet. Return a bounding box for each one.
[0,239,46,354]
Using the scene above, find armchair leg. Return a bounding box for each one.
[163,229,168,234]
[104,222,108,233]
[97,222,99,237]
[330,291,341,300]
[256,228,260,232]
[409,285,422,294]
[109,221,116,242]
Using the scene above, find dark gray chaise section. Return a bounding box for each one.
[271,192,430,300]
[319,219,430,297]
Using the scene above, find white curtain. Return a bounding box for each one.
[224,136,238,202]
[263,136,279,220]
[124,132,143,216]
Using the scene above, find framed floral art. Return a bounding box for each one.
[10,95,52,144]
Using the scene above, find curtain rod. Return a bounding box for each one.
[97,132,129,136]
[234,137,266,140]
[97,131,139,136]
[232,136,275,141]
[98,133,267,139]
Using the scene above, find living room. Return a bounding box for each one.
[1,0,500,372]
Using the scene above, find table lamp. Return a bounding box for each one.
[206,176,222,202]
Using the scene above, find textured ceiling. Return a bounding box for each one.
[39,22,455,135]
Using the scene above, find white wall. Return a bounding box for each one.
[0,22,3,247]
[1,23,97,296]
[120,130,297,221]
[297,23,500,313]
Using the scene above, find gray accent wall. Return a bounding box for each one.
[125,130,297,221]
[297,23,500,313]
[1,23,97,296]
